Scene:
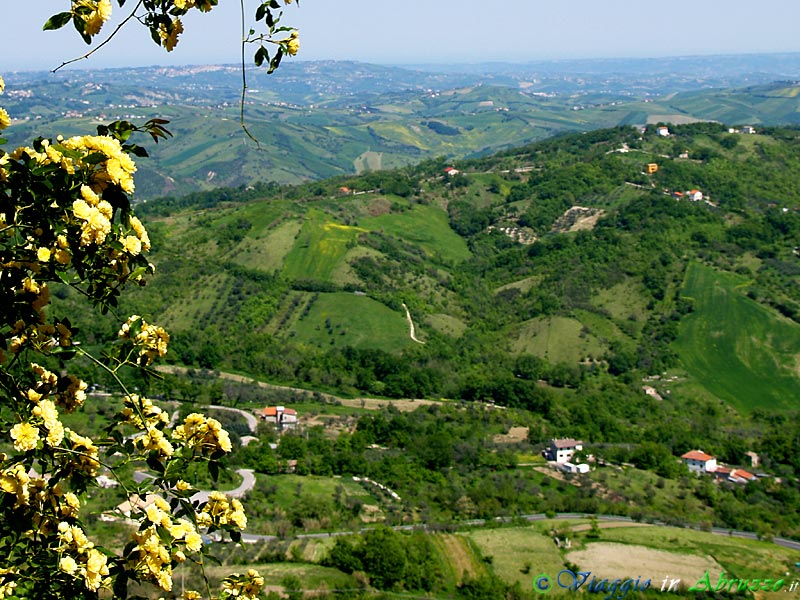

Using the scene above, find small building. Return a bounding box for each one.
[729,469,757,484]
[562,462,591,474]
[681,450,717,475]
[688,189,703,202]
[444,167,460,176]
[745,451,760,468]
[657,126,670,137]
[262,406,298,429]
[548,438,584,463]
[646,163,659,174]
[741,125,756,134]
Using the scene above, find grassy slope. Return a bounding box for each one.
[674,262,800,412]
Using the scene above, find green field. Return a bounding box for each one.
[674,262,800,412]
[289,292,415,352]
[511,316,609,363]
[282,210,367,281]
[361,203,471,264]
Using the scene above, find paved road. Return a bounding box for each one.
[238,512,800,553]
[169,404,259,434]
[191,468,256,503]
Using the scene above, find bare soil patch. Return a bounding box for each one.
[493,426,529,444]
[567,541,723,582]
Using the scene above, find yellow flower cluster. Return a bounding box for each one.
[57,521,110,591]
[172,413,232,454]
[0,75,8,131]
[220,569,265,600]
[129,496,205,591]
[121,394,170,430]
[0,567,17,598]
[0,463,33,508]
[284,30,300,56]
[62,134,137,194]
[197,492,247,530]
[64,429,100,476]
[159,18,184,52]
[72,185,113,246]
[72,0,113,37]
[173,0,215,12]
[118,315,170,365]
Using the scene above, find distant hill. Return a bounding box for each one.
[54,123,800,418]
[4,55,800,198]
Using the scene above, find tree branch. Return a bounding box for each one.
[52,0,146,73]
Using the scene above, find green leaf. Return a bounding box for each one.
[43,12,73,31]
[268,49,284,74]
[255,3,267,22]
[208,460,219,482]
[254,45,269,67]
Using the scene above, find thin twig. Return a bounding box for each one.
[239,0,261,148]
[52,0,146,73]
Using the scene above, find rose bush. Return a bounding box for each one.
[0,2,298,598]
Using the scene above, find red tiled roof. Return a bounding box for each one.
[681,450,714,462]
[730,469,756,481]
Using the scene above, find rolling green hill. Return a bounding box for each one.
[6,61,800,199]
[56,124,800,427]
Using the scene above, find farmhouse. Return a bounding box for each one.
[444,167,460,176]
[262,406,298,429]
[547,438,584,463]
[657,126,670,137]
[681,450,717,475]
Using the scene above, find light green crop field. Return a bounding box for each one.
[466,525,566,588]
[673,262,800,412]
[282,210,367,281]
[360,203,471,264]
[289,292,415,352]
[511,316,608,363]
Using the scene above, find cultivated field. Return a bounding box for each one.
[674,262,800,411]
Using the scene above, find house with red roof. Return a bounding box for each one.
[681,450,717,475]
[262,406,298,430]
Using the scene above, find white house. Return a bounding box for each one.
[548,438,584,463]
[657,126,670,137]
[688,189,703,202]
[681,450,717,475]
[741,125,756,134]
[262,406,298,429]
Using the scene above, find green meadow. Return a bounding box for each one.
[360,203,471,264]
[290,292,416,352]
[674,262,800,412]
[282,209,367,281]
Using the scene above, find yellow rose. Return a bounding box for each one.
[286,31,299,56]
[10,422,39,452]
[0,108,10,130]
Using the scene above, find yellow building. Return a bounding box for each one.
[646,163,658,174]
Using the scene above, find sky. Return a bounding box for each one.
[4,0,800,71]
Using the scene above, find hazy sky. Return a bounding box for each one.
[4,0,800,71]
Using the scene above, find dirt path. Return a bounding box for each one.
[402,302,425,344]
